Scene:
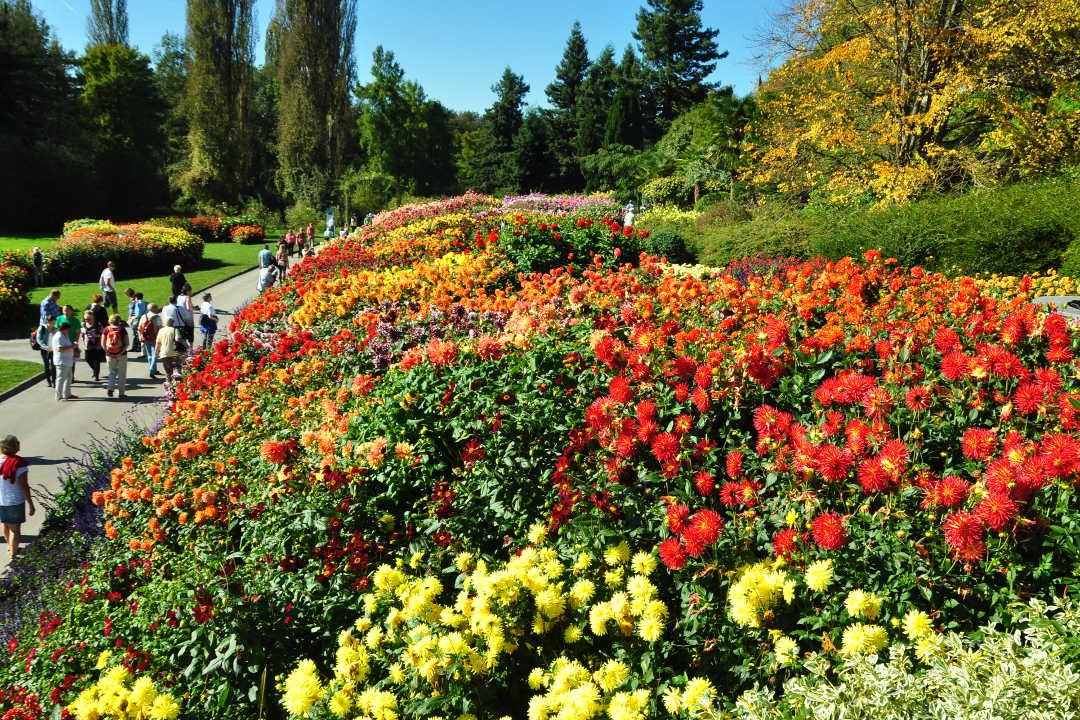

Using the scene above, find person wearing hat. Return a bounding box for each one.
[50,315,76,400]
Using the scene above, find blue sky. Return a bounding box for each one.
[34,0,783,113]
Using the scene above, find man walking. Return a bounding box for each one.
[258,244,273,269]
[31,247,44,286]
[140,303,163,378]
[101,315,128,398]
[125,288,147,353]
[99,261,118,313]
[50,316,76,401]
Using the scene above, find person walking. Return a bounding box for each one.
[51,316,76,400]
[258,244,273,269]
[169,265,187,297]
[257,264,278,293]
[78,310,105,382]
[99,260,118,313]
[176,283,196,346]
[306,222,314,246]
[198,293,219,349]
[87,293,109,328]
[140,303,163,378]
[36,312,56,388]
[39,290,61,332]
[125,288,147,353]
[31,247,44,287]
[275,242,289,274]
[102,314,128,398]
[57,305,79,383]
[0,436,35,562]
[155,317,182,380]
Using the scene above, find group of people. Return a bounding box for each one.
[256,225,327,293]
[35,261,219,402]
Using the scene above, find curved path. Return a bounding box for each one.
[0,263,266,574]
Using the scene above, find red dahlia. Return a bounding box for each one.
[658,538,687,570]
[687,509,723,546]
[961,428,997,461]
[974,494,1019,532]
[810,513,847,550]
[651,432,681,464]
[666,503,690,534]
[814,444,854,482]
[608,375,633,404]
[942,511,986,559]
[772,528,800,561]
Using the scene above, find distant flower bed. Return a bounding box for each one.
[49,221,203,283]
[0,256,31,321]
[187,215,265,243]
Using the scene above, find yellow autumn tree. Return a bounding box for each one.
[750,0,1080,205]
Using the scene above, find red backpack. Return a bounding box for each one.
[102,326,127,355]
[139,316,158,343]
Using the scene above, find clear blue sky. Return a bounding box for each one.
[34,0,782,113]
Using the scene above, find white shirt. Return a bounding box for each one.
[0,454,27,505]
[199,301,217,321]
[50,328,74,367]
[176,295,194,327]
[99,267,115,292]
[162,304,179,326]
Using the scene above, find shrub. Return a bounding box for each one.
[188,216,221,243]
[229,224,265,244]
[49,223,203,283]
[0,257,30,322]
[285,202,321,232]
[641,227,692,263]
[693,212,820,267]
[641,175,689,207]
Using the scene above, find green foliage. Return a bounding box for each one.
[690,210,820,267]
[284,202,321,231]
[515,110,559,193]
[86,0,127,47]
[811,177,1080,275]
[488,67,530,154]
[545,21,589,189]
[633,0,724,126]
[640,227,691,263]
[180,0,256,206]
[576,46,618,157]
[734,598,1080,720]
[274,0,357,209]
[641,176,689,206]
[457,123,516,195]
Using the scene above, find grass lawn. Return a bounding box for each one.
[0,359,41,394]
[2,230,281,336]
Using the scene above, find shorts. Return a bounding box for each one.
[0,504,25,524]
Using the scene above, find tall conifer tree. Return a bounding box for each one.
[545,21,589,189]
[633,0,724,127]
[575,46,617,157]
[181,0,256,205]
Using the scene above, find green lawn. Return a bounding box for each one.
[0,359,41,394]
[3,231,280,335]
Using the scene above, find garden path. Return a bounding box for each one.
[0,263,266,574]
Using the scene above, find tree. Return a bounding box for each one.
[80,43,166,216]
[273,0,357,210]
[545,21,589,189]
[355,46,455,198]
[633,0,724,127]
[456,123,512,194]
[488,67,529,153]
[575,46,617,157]
[0,0,93,229]
[180,0,256,206]
[751,0,1080,204]
[152,32,188,194]
[515,109,559,192]
[605,46,645,149]
[87,0,127,47]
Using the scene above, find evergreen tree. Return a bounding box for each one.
[633,0,724,126]
[456,123,511,194]
[80,43,166,216]
[605,46,645,149]
[87,0,127,47]
[0,0,92,229]
[274,0,357,210]
[575,46,617,157]
[180,0,256,206]
[487,67,529,153]
[545,21,589,190]
[515,109,559,192]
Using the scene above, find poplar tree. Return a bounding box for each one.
[87,0,127,47]
[180,0,255,205]
[633,0,724,125]
[274,0,357,210]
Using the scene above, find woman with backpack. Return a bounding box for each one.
[101,315,129,398]
[139,303,163,379]
[0,435,35,562]
[78,309,105,382]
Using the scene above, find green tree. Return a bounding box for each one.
[515,109,559,192]
[0,0,93,229]
[545,21,589,187]
[457,123,514,194]
[488,67,529,153]
[152,32,189,192]
[80,43,166,216]
[180,0,256,207]
[605,46,645,149]
[575,45,617,157]
[633,0,724,127]
[273,0,357,210]
[87,0,127,47]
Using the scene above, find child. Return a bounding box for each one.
[0,435,35,562]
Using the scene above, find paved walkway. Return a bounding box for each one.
[0,264,265,575]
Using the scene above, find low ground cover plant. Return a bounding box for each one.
[0,194,1078,719]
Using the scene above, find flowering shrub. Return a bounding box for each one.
[0,257,31,322]
[1,194,1079,719]
[228,224,265,244]
[50,222,203,283]
[188,215,265,243]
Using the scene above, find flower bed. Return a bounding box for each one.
[49,222,203,283]
[188,215,265,243]
[0,255,31,322]
[1,194,1078,719]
